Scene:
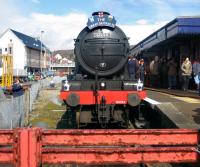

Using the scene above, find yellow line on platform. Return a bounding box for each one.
[170,96,200,103]
[159,92,200,103]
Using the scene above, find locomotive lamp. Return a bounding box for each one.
[100,82,106,90]
[136,79,143,91]
[135,79,143,91]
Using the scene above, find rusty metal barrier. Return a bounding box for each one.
[0,128,199,166]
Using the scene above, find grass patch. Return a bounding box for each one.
[30,102,65,129]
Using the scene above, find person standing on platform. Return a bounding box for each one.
[127,55,139,80]
[192,59,200,95]
[149,56,159,87]
[138,59,146,83]
[161,58,168,88]
[181,57,192,91]
[149,59,154,87]
[167,58,177,89]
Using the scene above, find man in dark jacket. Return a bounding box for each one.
[167,59,177,89]
[12,79,23,97]
[138,59,146,83]
[127,55,138,80]
[160,58,168,88]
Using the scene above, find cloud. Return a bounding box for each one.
[119,21,167,46]
[29,12,88,50]
[136,19,149,25]
[16,13,167,50]
[0,0,171,50]
[0,9,167,50]
[0,11,88,50]
[31,0,40,4]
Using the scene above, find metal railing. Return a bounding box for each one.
[0,79,51,129]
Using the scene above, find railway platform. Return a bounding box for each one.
[146,87,200,99]
[144,89,200,129]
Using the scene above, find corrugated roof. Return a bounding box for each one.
[10,29,47,51]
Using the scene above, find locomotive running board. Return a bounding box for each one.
[0,128,199,166]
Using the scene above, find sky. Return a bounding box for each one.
[0,0,200,51]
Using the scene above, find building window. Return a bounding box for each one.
[5,48,7,52]
[8,47,12,54]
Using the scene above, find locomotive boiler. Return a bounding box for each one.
[60,12,147,128]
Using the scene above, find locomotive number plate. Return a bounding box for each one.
[93,33,111,38]
[115,101,126,104]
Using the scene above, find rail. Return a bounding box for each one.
[0,128,199,166]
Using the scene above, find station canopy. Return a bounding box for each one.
[131,17,200,55]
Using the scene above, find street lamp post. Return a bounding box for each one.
[40,30,44,73]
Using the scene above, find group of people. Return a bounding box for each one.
[127,55,145,82]
[127,54,200,94]
[149,56,198,91]
[149,56,179,90]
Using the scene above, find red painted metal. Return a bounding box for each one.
[42,129,198,146]
[0,128,199,166]
[60,90,147,104]
[13,128,42,167]
[42,147,198,165]
[0,130,13,145]
[0,148,13,164]
[0,130,13,164]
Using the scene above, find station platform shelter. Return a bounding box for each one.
[130,16,200,89]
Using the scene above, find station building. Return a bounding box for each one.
[130,16,200,88]
[0,28,51,77]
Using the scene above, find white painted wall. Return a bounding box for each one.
[0,29,27,76]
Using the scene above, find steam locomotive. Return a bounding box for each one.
[60,12,147,128]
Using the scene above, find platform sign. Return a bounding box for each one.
[87,12,116,30]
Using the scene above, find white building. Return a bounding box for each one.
[0,28,51,76]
